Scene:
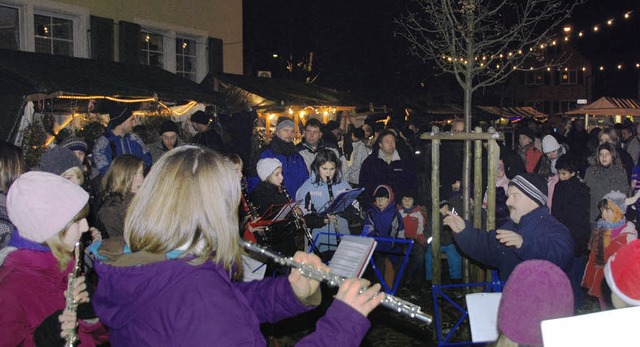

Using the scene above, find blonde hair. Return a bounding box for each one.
[124,146,242,269]
[46,203,89,271]
[61,166,85,186]
[100,154,144,203]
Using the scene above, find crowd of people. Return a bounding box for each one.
[1,104,640,346]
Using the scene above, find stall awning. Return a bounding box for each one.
[0,49,221,104]
[564,97,640,116]
[476,106,548,119]
[203,72,360,109]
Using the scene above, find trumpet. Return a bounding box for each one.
[241,240,433,324]
[63,242,82,347]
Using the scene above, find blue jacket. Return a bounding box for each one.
[362,187,405,262]
[248,147,309,196]
[296,172,351,252]
[93,129,152,176]
[453,207,574,281]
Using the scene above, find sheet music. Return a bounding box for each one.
[465,292,502,343]
[329,235,376,278]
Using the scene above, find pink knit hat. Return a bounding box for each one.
[498,260,574,345]
[7,171,89,243]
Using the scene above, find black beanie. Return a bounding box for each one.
[159,120,179,135]
[108,104,133,128]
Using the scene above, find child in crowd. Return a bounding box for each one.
[551,155,591,311]
[40,145,84,186]
[251,158,299,257]
[397,190,427,287]
[90,146,382,345]
[225,154,267,243]
[362,185,405,288]
[425,201,462,283]
[582,190,639,309]
[482,160,510,228]
[296,149,351,254]
[97,154,145,238]
[0,172,108,346]
[496,260,574,347]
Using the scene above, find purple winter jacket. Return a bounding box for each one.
[93,254,371,346]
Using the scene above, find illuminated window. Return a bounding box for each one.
[0,5,19,50]
[560,70,577,85]
[140,31,164,68]
[176,37,196,81]
[34,14,73,56]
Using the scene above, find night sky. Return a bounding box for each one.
[243,0,640,104]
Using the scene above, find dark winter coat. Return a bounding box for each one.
[453,206,574,281]
[551,176,591,256]
[250,181,297,256]
[359,147,417,208]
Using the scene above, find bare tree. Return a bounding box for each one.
[397,0,580,197]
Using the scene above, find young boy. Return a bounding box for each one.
[550,154,590,310]
[362,185,405,288]
[398,190,427,287]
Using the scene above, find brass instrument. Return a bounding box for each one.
[242,240,432,324]
[63,242,82,347]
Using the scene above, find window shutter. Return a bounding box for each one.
[208,37,223,73]
[119,21,141,65]
[90,16,114,61]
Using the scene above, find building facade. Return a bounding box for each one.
[503,44,593,116]
[0,0,242,82]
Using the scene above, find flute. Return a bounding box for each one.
[241,240,433,324]
[63,242,82,347]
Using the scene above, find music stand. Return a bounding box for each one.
[249,200,301,227]
[319,187,365,215]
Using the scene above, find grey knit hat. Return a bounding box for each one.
[60,136,88,154]
[275,117,294,134]
[39,146,81,176]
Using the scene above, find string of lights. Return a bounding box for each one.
[439,8,639,71]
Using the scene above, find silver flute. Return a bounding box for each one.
[63,241,82,347]
[241,240,433,324]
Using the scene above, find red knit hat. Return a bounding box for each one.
[604,240,640,307]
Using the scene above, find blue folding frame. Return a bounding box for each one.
[432,271,503,347]
[310,232,414,295]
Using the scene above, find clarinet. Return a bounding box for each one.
[241,179,270,243]
[326,177,338,233]
[282,185,318,254]
[242,240,433,324]
[63,242,83,347]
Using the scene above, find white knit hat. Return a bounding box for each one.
[542,135,560,154]
[257,158,282,181]
[7,171,88,243]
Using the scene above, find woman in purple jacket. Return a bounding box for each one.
[91,145,383,346]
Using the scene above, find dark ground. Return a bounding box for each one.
[266,269,601,347]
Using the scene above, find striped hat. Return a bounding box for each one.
[509,174,548,207]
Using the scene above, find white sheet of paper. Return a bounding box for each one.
[465,292,502,343]
[542,306,640,347]
[241,255,266,282]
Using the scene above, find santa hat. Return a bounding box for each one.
[604,240,640,307]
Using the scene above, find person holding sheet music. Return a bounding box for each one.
[296,149,351,254]
[251,158,301,258]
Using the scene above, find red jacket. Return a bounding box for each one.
[398,205,427,245]
[0,249,108,346]
[523,145,542,174]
